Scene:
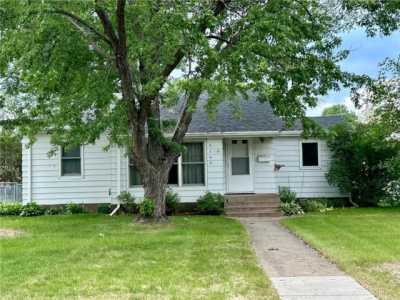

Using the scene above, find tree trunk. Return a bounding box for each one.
[142,165,170,221]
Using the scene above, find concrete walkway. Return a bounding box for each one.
[240,217,377,300]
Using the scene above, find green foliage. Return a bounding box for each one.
[197,192,224,215]
[299,199,328,213]
[20,202,45,217]
[0,130,22,182]
[0,0,352,147]
[45,207,65,215]
[165,190,180,216]
[117,191,136,213]
[0,202,23,216]
[138,198,155,218]
[278,187,303,215]
[326,122,400,206]
[279,187,297,203]
[378,180,400,208]
[322,104,357,123]
[280,201,304,216]
[65,203,86,214]
[97,203,112,214]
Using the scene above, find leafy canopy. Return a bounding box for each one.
[0,0,352,150]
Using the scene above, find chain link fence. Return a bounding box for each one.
[0,182,22,202]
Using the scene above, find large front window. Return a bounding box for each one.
[129,142,205,187]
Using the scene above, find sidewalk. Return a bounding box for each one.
[240,217,377,300]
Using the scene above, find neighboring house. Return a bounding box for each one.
[21,97,345,205]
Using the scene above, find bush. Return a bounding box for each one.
[65,203,86,214]
[279,187,297,203]
[299,198,328,213]
[280,201,304,216]
[0,202,23,216]
[45,207,65,215]
[378,180,400,207]
[139,197,155,218]
[326,122,400,206]
[20,202,45,217]
[97,203,112,214]
[165,190,180,215]
[197,192,225,215]
[117,191,136,213]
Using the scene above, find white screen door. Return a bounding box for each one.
[227,139,253,193]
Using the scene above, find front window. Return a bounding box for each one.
[129,157,180,187]
[301,142,319,167]
[129,142,205,187]
[61,146,81,176]
[182,143,205,185]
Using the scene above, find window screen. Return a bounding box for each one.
[182,143,205,185]
[302,142,319,166]
[61,146,81,176]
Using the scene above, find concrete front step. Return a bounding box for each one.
[227,211,283,217]
[224,193,281,217]
[226,207,280,214]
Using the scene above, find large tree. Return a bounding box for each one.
[1,0,351,220]
[342,0,400,135]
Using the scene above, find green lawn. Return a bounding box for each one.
[0,215,277,300]
[282,208,400,300]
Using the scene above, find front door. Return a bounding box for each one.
[226,139,254,193]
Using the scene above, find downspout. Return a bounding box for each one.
[28,143,32,203]
[110,147,121,216]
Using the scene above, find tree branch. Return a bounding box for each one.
[94,2,119,47]
[50,9,112,47]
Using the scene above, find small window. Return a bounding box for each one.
[302,142,319,167]
[168,159,179,185]
[61,146,81,176]
[182,143,205,185]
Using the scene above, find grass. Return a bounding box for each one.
[281,208,400,300]
[0,215,277,300]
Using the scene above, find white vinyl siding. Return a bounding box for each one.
[272,137,344,198]
[22,134,116,204]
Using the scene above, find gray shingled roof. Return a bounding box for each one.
[162,96,343,134]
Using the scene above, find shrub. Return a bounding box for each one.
[280,201,304,216]
[378,180,400,207]
[299,198,328,213]
[279,187,297,203]
[65,203,86,214]
[197,192,225,215]
[0,202,23,216]
[165,190,180,215]
[326,122,400,206]
[117,191,136,213]
[45,207,65,215]
[139,197,155,218]
[20,202,45,217]
[97,203,112,214]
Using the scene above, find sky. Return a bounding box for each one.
[306,28,400,116]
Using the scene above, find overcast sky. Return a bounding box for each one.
[306,28,400,116]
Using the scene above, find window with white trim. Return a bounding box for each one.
[61,146,81,176]
[182,143,205,185]
[301,142,319,167]
[129,142,205,187]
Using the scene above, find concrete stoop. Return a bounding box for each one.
[224,193,282,217]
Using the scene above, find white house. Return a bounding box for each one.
[21,98,345,205]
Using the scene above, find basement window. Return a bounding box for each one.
[61,146,81,176]
[301,142,319,167]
